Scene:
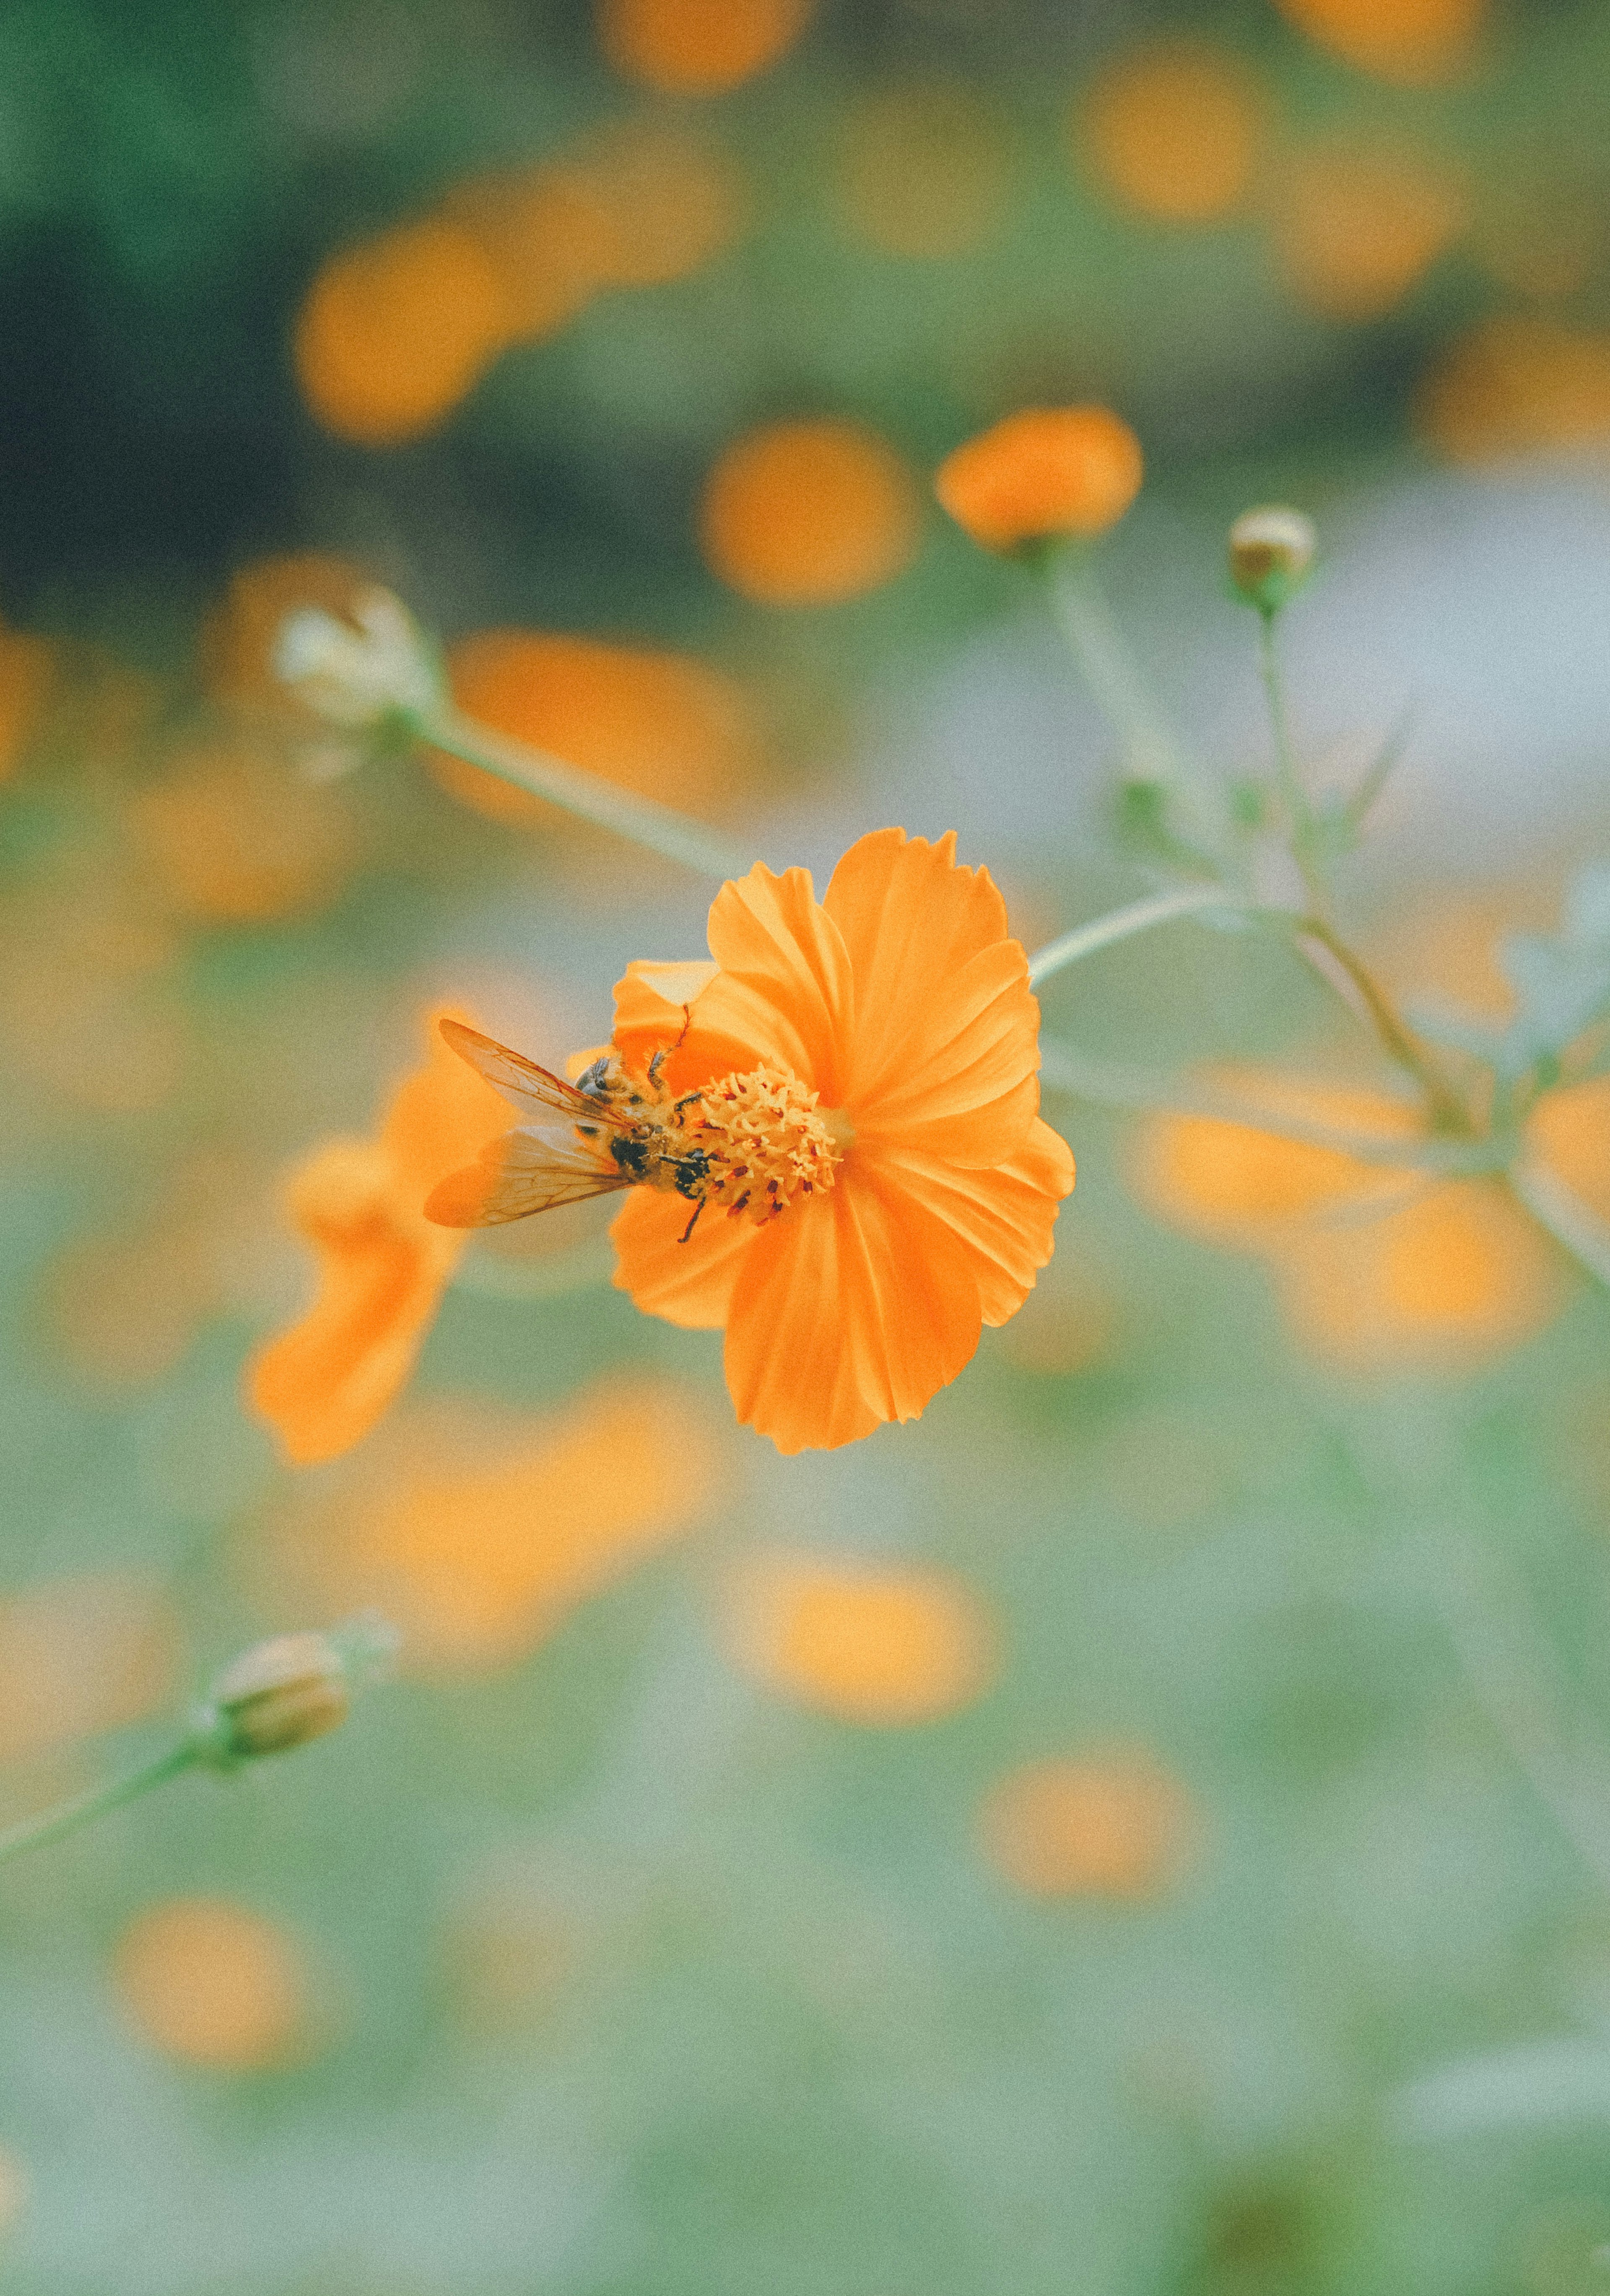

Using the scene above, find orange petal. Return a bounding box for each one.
[722,1173,982,1454]
[823,829,1041,1162]
[248,1005,513,1466]
[247,1141,460,1466]
[875,1115,1075,1326]
[609,957,726,1079]
[384,1006,517,1198]
[702,862,855,1099]
[610,1184,758,1329]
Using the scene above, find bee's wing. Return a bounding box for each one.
[425,1126,633,1228]
[439,1018,628,1132]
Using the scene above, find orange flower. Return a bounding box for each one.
[979,1753,1195,1899]
[935,407,1143,554]
[596,829,1074,1453]
[699,418,921,605]
[1076,42,1265,226]
[265,1379,724,1676]
[116,1899,315,2069]
[293,219,512,446]
[1272,0,1484,85]
[724,1553,996,1723]
[1132,1066,1571,1373]
[247,1008,511,1464]
[597,0,815,93]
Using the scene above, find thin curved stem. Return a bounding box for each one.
[1432,1529,1610,1899]
[1037,1037,1496,1175]
[1511,1162,1610,1289]
[1044,555,1226,858]
[1257,610,1329,915]
[1297,916,1470,1133]
[1026,887,1243,988]
[422,705,749,882]
[1046,555,1184,786]
[0,1740,202,1869]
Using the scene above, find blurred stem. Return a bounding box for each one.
[1038,1037,1495,1174]
[1026,887,1243,988]
[420,705,749,882]
[1296,916,1471,1133]
[1434,1534,1610,1900]
[1257,609,1329,914]
[1511,1161,1610,1289]
[0,1740,202,1869]
[1044,553,1183,785]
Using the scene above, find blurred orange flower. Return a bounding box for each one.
[0,1575,179,1766]
[267,1379,724,1676]
[597,0,814,92]
[725,1554,996,1723]
[935,406,1143,553]
[455,123,745,334]
[436,629,763,830]
[294,219,512,446]
[1272,0,1485,84]
[0,619,56,782]
[201,551,379,719]
[1076,42,1264,226]
[592,828,1075,1453]
[247,1007,511,1464]
[1416,317,1610,464]
[836,83,1011,260]
[116,1898,315,2069]
[130,747,359,924]
[1274,141,1467,322]
[699,418,922,605]
[980,1752,1195,1898]
[1133,1067,1572,1373]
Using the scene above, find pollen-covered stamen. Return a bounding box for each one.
[679,1064,842,1225]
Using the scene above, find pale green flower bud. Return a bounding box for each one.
[198,1616,400,1765]
[273,589,443,739]
[1228,506,1317,615]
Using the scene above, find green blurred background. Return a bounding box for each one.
[6,0,1610,2290]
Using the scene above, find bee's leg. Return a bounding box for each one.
[647,1047,669,1092]
[677,1195,707,1245]
[673,1001,695,1051]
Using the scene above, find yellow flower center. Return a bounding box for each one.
[679,1064,844,1225]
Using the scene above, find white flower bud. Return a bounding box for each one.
[200,1615,400,1764]
[1228,506,1317,612]
[273,589,443,734]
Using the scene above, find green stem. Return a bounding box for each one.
[1511,1161,1610,1289]
[1026,887,1242,989]
[1045,553,1184,786]
[1432,1530,1610,1899]
[1037,1037,1495,1174]
[1258,610,1328,916]
[421,705,749,882]
[0,1739,202,1868]
[1297,916,1470,1132]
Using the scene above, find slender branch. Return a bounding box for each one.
[1257,609,1332,918]
[1511,1161,1610,1289]
[0,1740,202,1869]
[1433,1532,1610,1899]
[422,704,749,882]
[1044,554,1184,786]
[1298,916,1470,1132]
[1026,887,1243,989]
[1037,1037,1493,1175]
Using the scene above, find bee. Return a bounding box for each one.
[425,1018,712,1236]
